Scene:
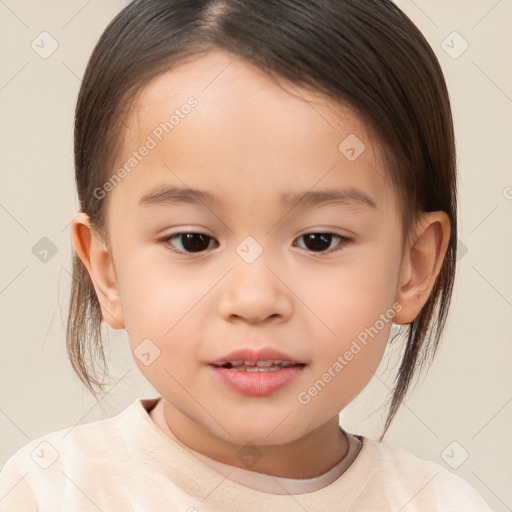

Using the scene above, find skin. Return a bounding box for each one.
[72,50,450,479]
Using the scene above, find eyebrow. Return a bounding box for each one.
[138,186,377,210]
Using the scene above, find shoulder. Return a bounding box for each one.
[2,403,126,470]
[0,398,144,509]
[354,437,492,511]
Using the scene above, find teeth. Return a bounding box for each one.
[218,359,298,371]
[256,360,274,367]
[241,366,285,372]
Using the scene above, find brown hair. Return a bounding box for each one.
[68,0,457,438]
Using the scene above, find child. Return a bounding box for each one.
[0,0,493,510]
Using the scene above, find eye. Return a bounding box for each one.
[294,232,351,254]
[163,232,217,253]
[161,231,351,255]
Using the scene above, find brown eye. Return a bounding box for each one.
[295,233,350,253]
[165,233,216,253]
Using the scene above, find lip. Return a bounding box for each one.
[209,365,305,396]
[208,346,306,396]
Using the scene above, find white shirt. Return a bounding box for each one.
[0,396,492,511]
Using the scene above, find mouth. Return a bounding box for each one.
[209,347,306,370]
[208,347,307,396]
[212,360,306,371]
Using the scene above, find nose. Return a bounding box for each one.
[217,255,293,325]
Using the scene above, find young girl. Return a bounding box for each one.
[0,0,493,510]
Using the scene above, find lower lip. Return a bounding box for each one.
[208,365,305,396]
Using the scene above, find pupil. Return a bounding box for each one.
[305,233,331,251]
[183,233,210,252]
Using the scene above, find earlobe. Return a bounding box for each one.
[71,212,125,330]
[394,211,451,325]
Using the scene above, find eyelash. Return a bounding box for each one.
[160,231,352,256]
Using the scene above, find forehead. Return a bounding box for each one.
[124,49,372,153]
[107,49,393,222]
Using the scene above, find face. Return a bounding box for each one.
[99,50,406,446]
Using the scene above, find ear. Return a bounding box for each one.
[393,211,451,325]
[71,212,125,330]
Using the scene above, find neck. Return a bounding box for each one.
[157,399,349,480]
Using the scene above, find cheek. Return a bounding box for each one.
[299,316,392,418]
[297,251,400,341]
[295,244,401,407]
[116,250,201,333]
[116,259,213,372]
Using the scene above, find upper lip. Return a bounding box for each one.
[209,347,306,366]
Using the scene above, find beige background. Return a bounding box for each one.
[1,0,511,509]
